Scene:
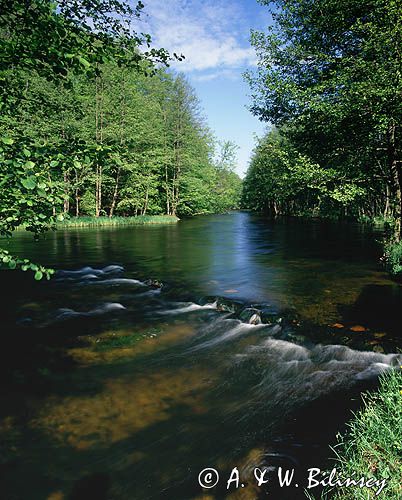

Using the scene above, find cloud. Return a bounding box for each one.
[141,0,257,74]
[191,69,241,82]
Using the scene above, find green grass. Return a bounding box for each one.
[383,240,402,276]
[313,368,402,499]
[56,215,179,228]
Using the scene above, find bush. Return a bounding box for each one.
[383,240,402,276]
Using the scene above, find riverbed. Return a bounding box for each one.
[1,213,401,499]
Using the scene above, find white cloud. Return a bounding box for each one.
[140,0,257,74]
[191,69,240,82]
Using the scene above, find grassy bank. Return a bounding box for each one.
[320,368,402,499]
[56,215,179,228]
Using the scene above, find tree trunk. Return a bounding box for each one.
[388,121,402,241]
[142,187,149,216]
[48,172,56,216]
[109,168,120,217]
[384,183,391,218]
[165,163,170,215]
[95,73,104,218]
[95,165,102,217]
[75,189,80,217]
[63,171,70,213]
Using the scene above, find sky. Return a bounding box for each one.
[140,0,273,177]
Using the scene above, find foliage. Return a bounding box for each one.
[0,0,174,86]
[245,0,402,234]
[324,368,402,499]
[0,136,64,235]
[242,129,365,217]
[0,249,54,280]
[383,240,402,276]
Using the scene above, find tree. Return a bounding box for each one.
[242,128,365,217]
[246,0,402,235]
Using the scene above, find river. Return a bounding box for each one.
[1,212,401,499]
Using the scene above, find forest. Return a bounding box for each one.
[0,0,241,277]
[242,0,402,255]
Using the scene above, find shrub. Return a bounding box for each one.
[383,240,402,276]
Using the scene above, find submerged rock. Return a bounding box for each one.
[199,296,218,306]
[144,279,163,289]
[239,307,262,325]
[216,297,244,314]
[260,311,281,325]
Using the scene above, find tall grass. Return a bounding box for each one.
[314,368,402,499]
[56,215,179,228]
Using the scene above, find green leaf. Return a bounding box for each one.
[21,177,37,190]
[77,56,91,68]
[8,260,16,269]
[34,270,43,281]
[1,137,14,145]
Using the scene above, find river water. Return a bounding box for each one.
[1,212,401,499]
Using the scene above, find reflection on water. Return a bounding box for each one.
[1,213,401,499]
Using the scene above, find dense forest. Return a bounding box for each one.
[243,0,402,242]
[1,65,241,218]
[0,0,241,277]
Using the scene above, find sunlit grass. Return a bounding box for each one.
[313,368,402,499]
[56,215,179,227]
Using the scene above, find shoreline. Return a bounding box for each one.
[56,215,179,227]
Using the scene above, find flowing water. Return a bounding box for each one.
[1,212,401,500]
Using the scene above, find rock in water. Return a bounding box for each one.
[144,279,163,289]
[216,298,243,313]
[239,307,262,325]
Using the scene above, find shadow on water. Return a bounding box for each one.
[340,283,402,338]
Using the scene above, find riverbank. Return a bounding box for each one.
[323,368,402,499]
[56,215,179,228]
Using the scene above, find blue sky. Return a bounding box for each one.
[141,0,273,176]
